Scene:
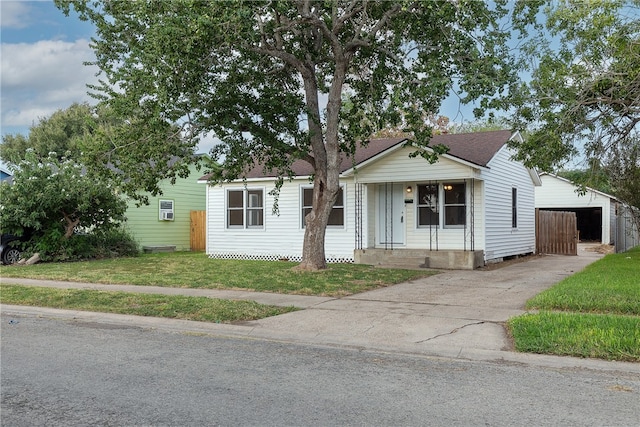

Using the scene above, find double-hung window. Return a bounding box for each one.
[227,188,264,229]
[443,182,466,227]
[417,182,466,228]
[417,184,439,227]
[302,186,345,227]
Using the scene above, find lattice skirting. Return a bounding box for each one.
[208,252,354,263]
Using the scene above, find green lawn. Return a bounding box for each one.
[0,253,433,325]
[508,246,640,362]
[0,251,435,297]
[1,284,297,323]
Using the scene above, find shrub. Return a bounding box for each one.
[26,227,139,262]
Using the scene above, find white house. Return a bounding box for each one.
[535,173,621,245]
[200,130,541,269]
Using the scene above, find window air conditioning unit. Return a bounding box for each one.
[159,199,175,221]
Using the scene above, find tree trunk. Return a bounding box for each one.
[62,212,80,239]
[295,20,348,271]
[296,61,343,270]
[297,177,339,271]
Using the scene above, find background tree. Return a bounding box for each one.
[448,116,512,134]
[369,113,452,139]
[605,138,640,232]
[556,160,613,196]
[1,103,91,164]
[58,0,538,270]
[507,0,639,229]
[0,150,129,260]
[1,103,196,204]
[509,1,639,190]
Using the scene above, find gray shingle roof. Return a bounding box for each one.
[205,130,513,180]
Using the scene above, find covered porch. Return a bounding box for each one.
[352,179,484,270]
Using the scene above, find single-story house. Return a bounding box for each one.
[124,162,206,252]
[199,130,541,269]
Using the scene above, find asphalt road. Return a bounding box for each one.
[2,314,639,426]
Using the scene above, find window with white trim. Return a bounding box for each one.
[302,186,344,227]
[417,184,439,227]
[443,182,466,227]
[227,188,264,229]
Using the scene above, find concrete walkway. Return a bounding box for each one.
[3,245,637,372]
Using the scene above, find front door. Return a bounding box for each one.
[377,183,405,246]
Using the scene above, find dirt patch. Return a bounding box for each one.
[582,244,614,254]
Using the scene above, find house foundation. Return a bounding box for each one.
[354,249,484,270]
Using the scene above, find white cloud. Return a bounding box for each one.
[0,2,32,29]
[197,132,222,155]
[1,39,100,128]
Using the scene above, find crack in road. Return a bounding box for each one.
[415,321,486,343]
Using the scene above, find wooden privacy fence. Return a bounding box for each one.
[536,209,578,255]
[190,210,206,251]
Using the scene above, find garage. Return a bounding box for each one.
[535,174,616,245]
[540,207,602,242]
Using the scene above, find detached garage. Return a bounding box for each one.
[535,173,618,244]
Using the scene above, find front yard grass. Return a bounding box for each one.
[0,285,298,323]
[508,246,640,362]
[0,252,435,297]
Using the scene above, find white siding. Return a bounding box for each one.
[535,174,613,244]
[206,178,356,261]
[354,146,479,183]
[483,146,537,260]
[609,202,617,245]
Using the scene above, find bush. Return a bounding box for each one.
[27,227,139,262]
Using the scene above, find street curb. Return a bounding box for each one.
[3,304,639,374]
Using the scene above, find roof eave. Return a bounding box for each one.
[342,140,490,176]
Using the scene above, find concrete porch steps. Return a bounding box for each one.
[354,248,484,270]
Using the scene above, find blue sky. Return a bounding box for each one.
[1,1,97,138]
[1,0,483,160]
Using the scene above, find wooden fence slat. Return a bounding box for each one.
[536,209,577,255]
[190,210,206,251]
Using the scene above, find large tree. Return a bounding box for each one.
[509,0,639,175]
[58,0,537,270]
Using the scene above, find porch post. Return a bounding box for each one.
[355,182,363,250]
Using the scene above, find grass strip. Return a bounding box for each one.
[0,252,435,296]
[508,311,640,362]
[526,247,640,315]
[510,247,640,361]
[0,284,298,323]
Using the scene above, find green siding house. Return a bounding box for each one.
[124,163,205,251]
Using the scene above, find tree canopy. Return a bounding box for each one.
[0,150,127,240]
[1,101,195,204]
[1,103,91,164]
[509,0,639,172]
[58,0,539,269]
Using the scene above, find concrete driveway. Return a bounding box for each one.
[251,245,606,358]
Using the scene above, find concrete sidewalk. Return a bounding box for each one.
[3,245,637,372]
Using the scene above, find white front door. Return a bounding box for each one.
[377,183,405,245]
